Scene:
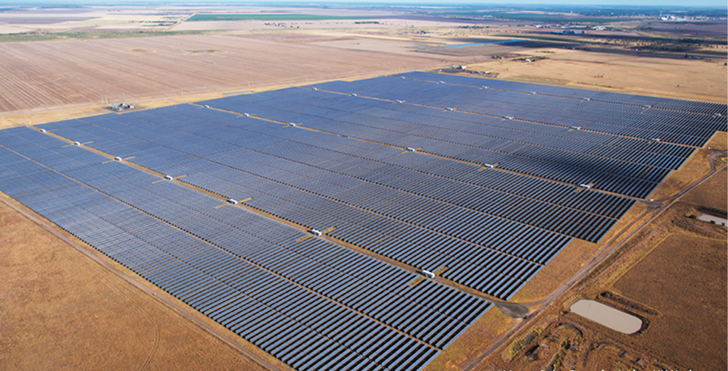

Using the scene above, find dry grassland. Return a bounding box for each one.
[707,131,728,151]
[680,168,727,216]
[171,19,455,32]
[613,233,726,370]
[509,201,653,306]
[474,203,727,370]
[424,309,517,371]
[0,195,289,371]
[649,148,714,200]
[461,47,727,103]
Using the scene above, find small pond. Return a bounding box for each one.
[570,299,642,334]
[698,214,727,226]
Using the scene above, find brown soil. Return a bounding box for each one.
[0,33,462,114]
[707,131,728,151]
[638,20,728,38]
[0,197,278,371]
[649,148,713,200]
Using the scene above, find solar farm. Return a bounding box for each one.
[0,71,725,371]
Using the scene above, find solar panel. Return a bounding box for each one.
[0,128,488,370]
[1,71,722,370]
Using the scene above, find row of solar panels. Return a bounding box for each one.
[213,89,681,178]
[198,107,667,210]
[199,91,672,198]
[139,108,630,225]
[310,75,725,147]
[0,127,491,371]
[248,91,692,172]
[207,87,695,166]
[42,110,631,237]
[394,71,728,118]
[37,113,574,299]
[338,97,696,161]
[44,109,623,244]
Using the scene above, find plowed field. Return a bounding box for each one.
[0,33,458,113]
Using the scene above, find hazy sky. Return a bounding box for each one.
[4,0,727,6]
[176,0,726,7]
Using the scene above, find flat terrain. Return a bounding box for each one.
[614,233,726,370]
[681,167,727,216]
[171,18,458,31]
[445,45,727,103]
[471,155,727,370]
[1,5,725,371]
[0,196,284,371]
[0,33,465,114]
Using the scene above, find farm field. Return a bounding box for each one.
[681,167,727,216]
[0,33,465,114]
[613,233,727,370]
[186,13,371,21]
[170,18,456,31]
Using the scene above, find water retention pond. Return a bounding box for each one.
[570,299,643,334]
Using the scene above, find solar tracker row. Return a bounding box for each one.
[199,88,689,198]
[3,71,712,371]
[50,107,630,238]
[38,114,573,299]
[0,127,491,370]
[163,105,635,220]
[222,88,693,171]
[395,71,728,117]
[310,75,725,147]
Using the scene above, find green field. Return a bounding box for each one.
[187,13,371,22]
[0,30,207,43]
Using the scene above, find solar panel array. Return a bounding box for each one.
[397,71,728,117]
[0,71,721,371]
[37,108,575,299]
[0,127,489,371]
[198,86,700,198]
[312,73,726,148]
